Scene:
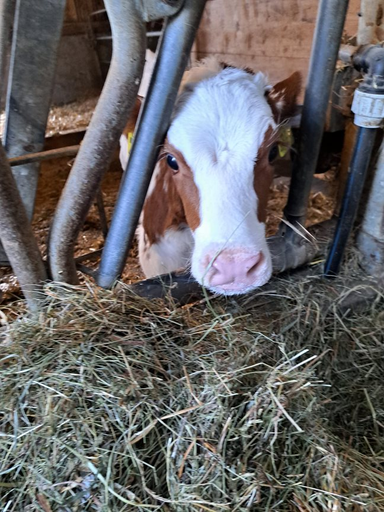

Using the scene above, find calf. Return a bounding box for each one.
[120,58,301,295]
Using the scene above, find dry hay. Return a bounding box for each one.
[1,261,384,512]
[0,96,98,139]
[45,97,99,137]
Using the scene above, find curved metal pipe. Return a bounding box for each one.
[48,0,147,283]
[0,141,47,311]
[97,0,207,288]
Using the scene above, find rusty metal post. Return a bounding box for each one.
[48,0,185,284]
[0,141,47,311]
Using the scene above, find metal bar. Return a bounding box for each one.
[0,0,15,111]
[97,0,208,289]
[283,0,349,228]
[8,145,80,166]
[75,249,103,263]
[48,0,147,284]
[96,31,163,41]
[324,127,376,276]
[3,0,66,220]
[96,189,108,239]
[0,140,47,311]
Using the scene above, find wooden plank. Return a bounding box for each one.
[73,0,94,22]
[64,0,78,23]
[193,0,361,94]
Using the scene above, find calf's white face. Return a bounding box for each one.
[138,63,301,295]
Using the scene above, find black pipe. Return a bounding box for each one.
[324,127,376,276]
[97,0,207,289]
[353,44,384,85]
[283,0,349,228]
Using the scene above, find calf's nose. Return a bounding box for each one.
[207,252,263,288]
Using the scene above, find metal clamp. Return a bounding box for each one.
[352,89,384,128]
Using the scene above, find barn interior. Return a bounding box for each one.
[1,1,384,511]
[0,0,359,300]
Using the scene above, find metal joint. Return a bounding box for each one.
[135,0,185,22]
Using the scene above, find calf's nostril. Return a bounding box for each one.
[205,251,264,288]
[244,253,263,276]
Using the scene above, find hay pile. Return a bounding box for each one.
[1,272,384,511]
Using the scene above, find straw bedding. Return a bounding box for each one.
[1,259,383,511]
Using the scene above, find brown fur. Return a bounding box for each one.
[141,70,301,243]
[142,142,200,244]
[253,127,276,222]
[266,71,302,122]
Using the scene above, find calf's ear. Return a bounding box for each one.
[266,71,302,122]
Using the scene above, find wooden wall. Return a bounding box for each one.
[63,0,104,35]
[192,0,361,91]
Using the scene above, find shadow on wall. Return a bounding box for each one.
[52,35,103,105]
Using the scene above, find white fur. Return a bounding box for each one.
[138,49,156,98]
[138,225,193,277]
[167,65,274,292]
[119,134,129,171]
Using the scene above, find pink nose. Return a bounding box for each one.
[206,252,263,289]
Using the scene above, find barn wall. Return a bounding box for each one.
[192,0,360,94]
[51,0,105,104]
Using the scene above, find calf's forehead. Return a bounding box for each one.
[167,72,276,174]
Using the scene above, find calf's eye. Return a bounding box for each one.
[166,154,179,172]
[268,144,279,163]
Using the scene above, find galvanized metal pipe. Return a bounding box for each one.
[0,140,47,311]
[97,0,207,289]
[48,0,185,284]
[3,0,66,220]
[8,145,80,166]
[283,0,349,228]
[0,0,15,110]
[0,0,66,264]
[48,1,147,284]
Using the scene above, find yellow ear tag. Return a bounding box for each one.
[278,127,294,158]
[127,132,134,153]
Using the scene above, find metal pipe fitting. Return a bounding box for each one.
[136,0,185,21]
[283,0,349,228]
[48,0,147,283]
[325,43,384,276]
[97,0,207,289]
[0,140,47,311]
